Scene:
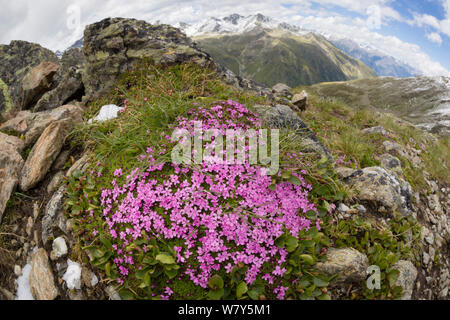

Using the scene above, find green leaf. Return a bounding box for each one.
[299,254,315,265]
[286,236,299,252]
[289,175,302,185]
[317,293,331,300]
[119,289,134,300]
[208,288,224,300]
[209,275,224,289]
[236,281,248,299]
[165,268,178,279]
[155,253,175,265]
[281,171,292,180]
[269,184,277,191]
[313,277,329,288]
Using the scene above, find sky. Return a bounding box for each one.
[0,0,449,76]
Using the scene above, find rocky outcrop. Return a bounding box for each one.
[20,118,74,191]
[316,248,369,283]
[82,17,214,101]
[34,48,86,112]
[0,41,59,116]
[336,166,413,216]
[0,132,25,221]
[19,62,60,109]
[254,104,331,159]
[29,248,59,300]
[0,104,83,147]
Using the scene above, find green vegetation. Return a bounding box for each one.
[296,91,450,189]
[65,60,423,300]
[195,29,375,87]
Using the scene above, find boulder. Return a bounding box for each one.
[20,118,74,191]
[392,260,418,300]
[0,132,25,221]
[272,83,292,97]
[338,166,412,216]
[292,90,308,112]
[0,104,83,147]
[20,61,59,109]
[33,67,83,112]
[362,126,387,135]
[82,17,213,102]
[316,248,369,283]
[379,153,403,175]
[253,104,331,159]
[29,248,58,300]
[0,40,59,116]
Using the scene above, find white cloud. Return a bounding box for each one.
[0,0,447,76]
[427,32,443,45]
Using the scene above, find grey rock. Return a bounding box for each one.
[362,126,387,135]
[47,171,64,194]
[392,260,418,300]
[50,237,68,260]
[42,186,65,244]
[316,248,369,283]
[272,83,292,97]
[338,167,412,216]
[338,203,350,213]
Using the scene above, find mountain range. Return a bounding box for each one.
[177,14,419,80]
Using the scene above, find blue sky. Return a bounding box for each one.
[313,0,450,71]
[0,0,449,76]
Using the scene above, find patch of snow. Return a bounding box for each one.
[62,259,82,290]
[88,104,124,124]
[15,264,34,300]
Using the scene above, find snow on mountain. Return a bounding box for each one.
[178,13,419,78]
[176,13,311,37]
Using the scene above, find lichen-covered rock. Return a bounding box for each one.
[42,187,65,244]
[362,126,388,135]
[253,104,331,159]
[29,248,58,300]
[316,248,369,283]
[20,118,74,191]
[338,166,412,216]
[292,90,308,111]
[34,48,87,112]
[392,260,418,300]
[82,18,214,102]
[19,61,60,109]
[0,132,25,221]
[0,40,59,116]
[379,153,403,175]
[272,83,292,97]
[33,67,83,112]
[0,104,83,147]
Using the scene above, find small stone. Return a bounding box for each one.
[338,203,350,213]
[423,252,430,265]
[356,205,367,213]
[14,265,22,277]
[25,217,34,236]
[47,171,64,194]
[50,237,68,260]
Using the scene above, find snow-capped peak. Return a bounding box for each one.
[177,13,310,37]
